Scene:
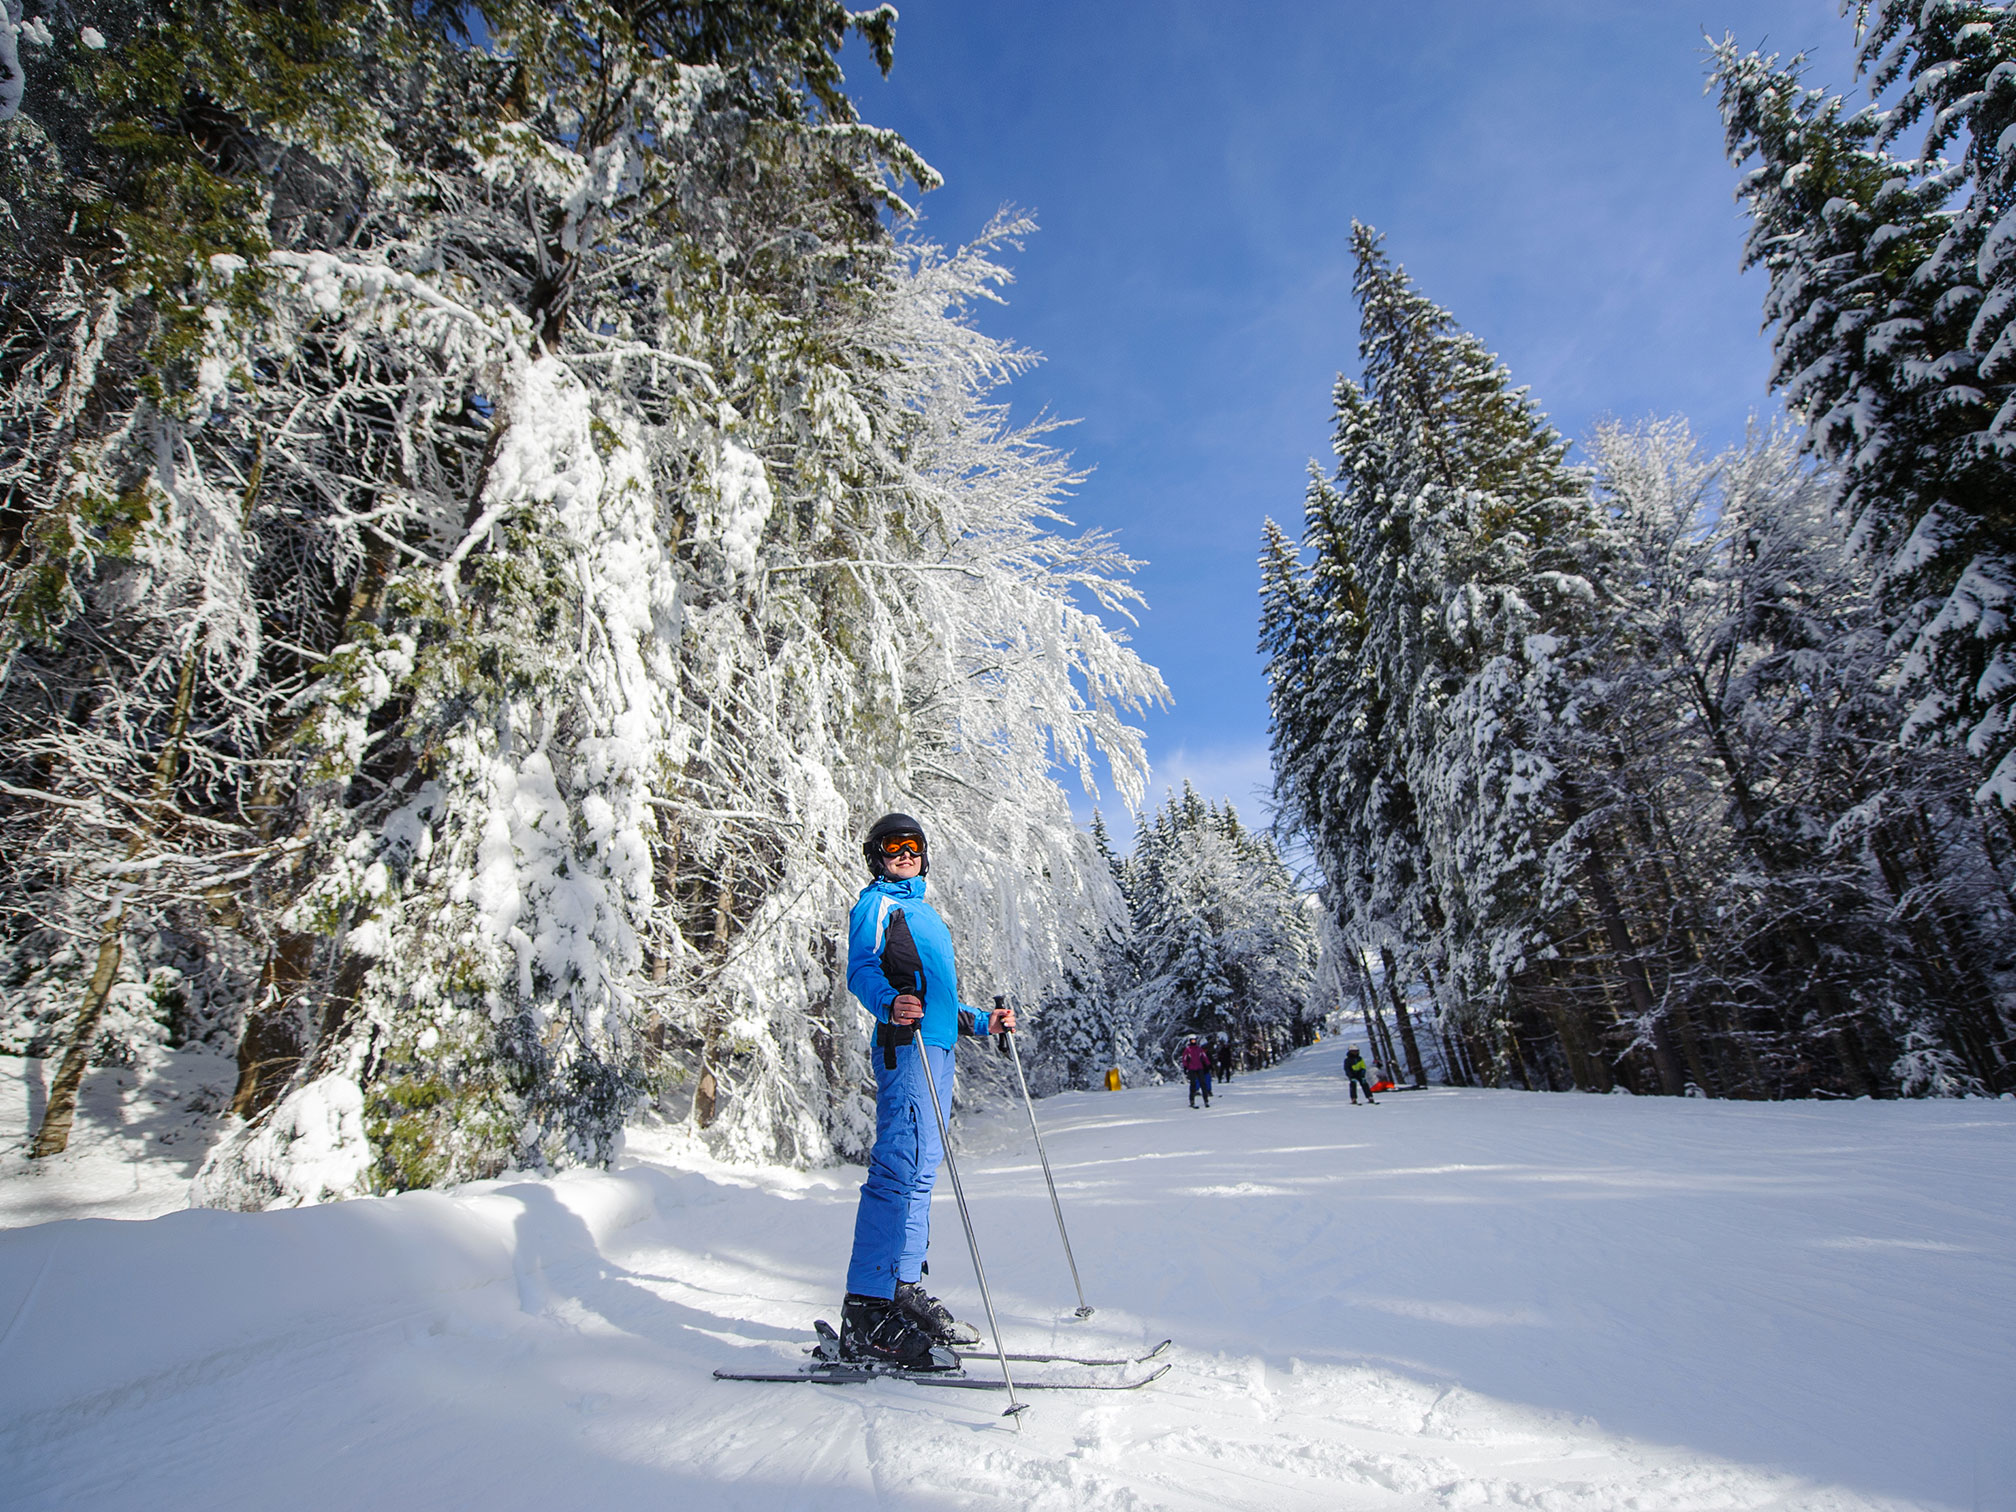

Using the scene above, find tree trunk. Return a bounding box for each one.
[1628,784,1730,1097]
[225,460,387,1117]
[1463,1024,1498,1087]
[1378,947,1428,1087]
[1670,1003,1716,1097]
[1419,958,1455,1084]
[1440,1027,1470,1086]
[1876,817,2013,1091]
[32,643,200,1157]
[230,932,320,1117]
[1830,1025,1874,1099]
[693,863,735,1129]
[28,925,124,1158]
[1686,665,1767,834]
[1503,1019,1533,1090]
[1570,813,1683,1096]
[1537,960,1609,1092]
[1353,950,1401,1079]
[814,931,842,1097]
[1371,1005,1400,1083]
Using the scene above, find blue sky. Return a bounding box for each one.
[840,2,1863,847]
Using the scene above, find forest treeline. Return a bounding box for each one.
[1026,786,1319,1094]
[0,0,1168,1201]
[1260,4,2016,1100]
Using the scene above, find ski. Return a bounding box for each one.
[900,1363,1172,1392]
[746,1319,1173,1391]
[714,1361,1172,1392]
[801,1334,1172,1368]
[955,1337,1172,1368]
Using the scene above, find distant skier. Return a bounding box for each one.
[1344,1044,1377,1105]
[1180,1036,1213,1108]
[838,813,1015,1369]
[1213,1035,1233,1083]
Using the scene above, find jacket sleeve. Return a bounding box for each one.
[845,896,897,1022]
[955,1003,991,1037]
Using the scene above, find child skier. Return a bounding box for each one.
[1180,1036,1213,1108]
[838,813,1014,1369]
[1344,1044,1377,1105]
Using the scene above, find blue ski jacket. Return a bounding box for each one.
[846,876,990,1050]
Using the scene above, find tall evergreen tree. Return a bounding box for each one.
[1712,17,2016,807]
[1264,226,1619,1091]
[1023,812,1137,1093]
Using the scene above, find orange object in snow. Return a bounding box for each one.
[1104,1068,1122,1091]
[1370,1079,1396,1093]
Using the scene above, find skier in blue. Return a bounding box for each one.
[837,812,1015,1368]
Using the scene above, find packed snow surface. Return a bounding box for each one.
[0,1050,235,1229]
[2,1046,2012,1511]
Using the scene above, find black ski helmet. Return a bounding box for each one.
[863,812,929,878]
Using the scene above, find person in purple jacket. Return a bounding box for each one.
[836,812,1015,1368]
[1180,1035,1213,1108]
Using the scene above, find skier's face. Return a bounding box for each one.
[879,835,924,879]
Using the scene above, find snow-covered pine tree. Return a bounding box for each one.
[2,1,1164,1199]
[1355,224,1627,1090]
[1712,20,2016,810]
[1262,396,1447,1081]
[1264,226,1632,1093]
[1022,810,1139,1093]
[1116,784,1317,1074]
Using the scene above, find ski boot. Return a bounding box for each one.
[895,1278,982,1347]
[838,1294,958,1371]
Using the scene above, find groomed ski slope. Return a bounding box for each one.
[2,1045,2012,1512]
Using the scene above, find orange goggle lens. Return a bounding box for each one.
[877,835,924,859]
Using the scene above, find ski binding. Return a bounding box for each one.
[719,1320,1173,1392]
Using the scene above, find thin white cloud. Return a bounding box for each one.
[1074,740,1275,852]
[1146,740,1274,815]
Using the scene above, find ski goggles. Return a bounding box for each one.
[876,834,925,860]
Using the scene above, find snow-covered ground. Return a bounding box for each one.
[0,1049,237,1229]
[2,1045,2011,1511]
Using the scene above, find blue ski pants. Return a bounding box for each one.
[845,1038,954,1299]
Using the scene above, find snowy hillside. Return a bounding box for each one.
[2,1046,2011,1511]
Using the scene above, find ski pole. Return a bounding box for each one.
[997,995,1094,1319]
[912,1039,1026,1423]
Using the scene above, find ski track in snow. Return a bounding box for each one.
[1,1048,2012,1511]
